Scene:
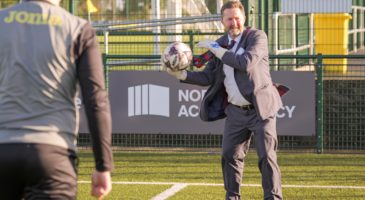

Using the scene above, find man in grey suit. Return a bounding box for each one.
[165,1,283,199]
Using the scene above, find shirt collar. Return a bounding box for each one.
[228,32,243,46]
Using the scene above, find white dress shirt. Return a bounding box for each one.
[223,33,251,106]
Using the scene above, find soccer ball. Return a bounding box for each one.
[161,42,192,71]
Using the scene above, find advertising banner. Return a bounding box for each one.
[79,71,315,136]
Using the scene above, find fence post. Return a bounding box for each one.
[102,53,109,92]
[316,54,324,153]
[68,0,75,14]
[104,31,109,55]
[188,30,194,71]
[241,0,250,26]
[188,30,194,51]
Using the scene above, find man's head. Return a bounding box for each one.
[220,0,246,39]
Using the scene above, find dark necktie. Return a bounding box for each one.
[192,40,236,68]
[228,40,236,50]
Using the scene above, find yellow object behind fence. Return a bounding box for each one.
[314,13,352,73]
[86,0,98,13]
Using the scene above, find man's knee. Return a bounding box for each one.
[222,147,246,162]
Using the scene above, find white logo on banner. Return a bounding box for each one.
[178,89,206,117]
[128,84,169,117]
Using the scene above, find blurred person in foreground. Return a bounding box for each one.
[0,0,113,199]
[165,1,283,199]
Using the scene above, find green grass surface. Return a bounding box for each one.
[77,151,365,199]
[77,183,171,200]
[169,186,365,200]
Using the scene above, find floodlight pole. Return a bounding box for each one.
[216,0,223,13]
[152,0,161,55]
[69,0,75,14]
[167,0,182,42]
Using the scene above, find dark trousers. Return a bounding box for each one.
[0,143,78,200]
[222,104,283,200]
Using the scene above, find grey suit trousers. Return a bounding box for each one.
[222,104,283,200]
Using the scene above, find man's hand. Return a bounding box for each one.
[197,39,228,59]
[165,68,187,80]
[91,171,112,199]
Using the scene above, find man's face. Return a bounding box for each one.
[221,8,245,39]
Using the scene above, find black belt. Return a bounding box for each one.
[232,104,255,110]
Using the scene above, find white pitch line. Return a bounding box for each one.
[77,181,365,189]
[151,183,188,200]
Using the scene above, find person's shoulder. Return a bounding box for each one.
[52,6,88,27]
[248,28,267,37]
[65,11,88,24]
[253,28,266,36]
[0,4,13,13]
[245,28,267,41]
[0,2,21,15]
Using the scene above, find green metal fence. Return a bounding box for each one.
[78,53,365,153]
[272,54,365,153]
[1,1,365,152]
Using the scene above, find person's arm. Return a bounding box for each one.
[183,59,217,86]
[74,22,113,198]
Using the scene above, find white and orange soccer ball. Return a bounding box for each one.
[161,42,193,71]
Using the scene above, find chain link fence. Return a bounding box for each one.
[1,1,365,152]
[78,52,365,153]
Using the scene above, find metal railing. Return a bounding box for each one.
[94,14,221,55]
[1,1,364,153]
[91,53,365,153]
[271,12,314,55]
[92,14,221,31]
[350,6,365,52]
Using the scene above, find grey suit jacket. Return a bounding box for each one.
[184,28,283,121]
